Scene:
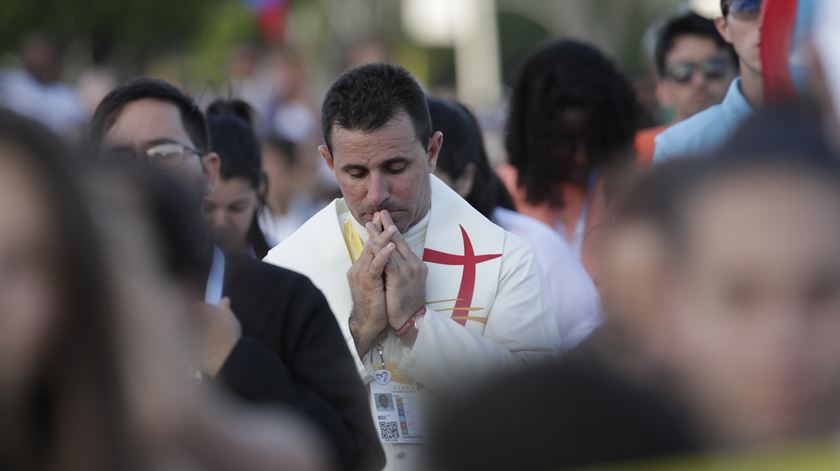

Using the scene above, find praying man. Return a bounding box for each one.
[264,63,559,469]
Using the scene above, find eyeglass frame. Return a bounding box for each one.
[665,57,733,84]
[722,0,763,22]
[99,139,205,170]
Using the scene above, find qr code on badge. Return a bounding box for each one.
[378,421,400,441]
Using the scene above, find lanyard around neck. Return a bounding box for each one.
[204,247,225,306]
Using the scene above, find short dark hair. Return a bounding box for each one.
[654,12,736,77]
[721,0,730,16]
[428,97,514,218]
[90,77,210,152]
[505,39,638,207]
[321,63,431,152]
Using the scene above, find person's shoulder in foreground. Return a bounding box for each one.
[654,78,751,163]
[425,342,701,471]
[220,254,386,471]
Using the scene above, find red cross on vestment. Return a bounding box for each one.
[422,225,502,325]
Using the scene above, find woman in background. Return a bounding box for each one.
[204,99,272,258]
[429,97,602,349]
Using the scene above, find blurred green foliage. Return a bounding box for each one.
[0,0,231,63]
[186,1,260,86]
[0,0,684,87]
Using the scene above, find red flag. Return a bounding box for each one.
[243,0,289,44]
[761,0,798,102]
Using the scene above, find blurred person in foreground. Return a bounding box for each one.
[88,165,330,471]
[426,161,703,471]
[654,0,764,162]
[590,160,699,383]
[428,104,840,469]
[658,104,840,449]
[497,39,638,286]
[203,99,273,258]
[89,78,384,471]
[428,96,601,349]
[264,63,559,469]
[636,12,737,163]
[0,107,129,470]
[0,108,325,471]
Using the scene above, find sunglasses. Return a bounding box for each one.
[101,141,203,171]
[666,58,731,84]
[724,0,763,21]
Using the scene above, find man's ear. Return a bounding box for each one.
[318,145,336,174]
[202,152,221,195]
[715,17,732,44]
[427,131,444,172]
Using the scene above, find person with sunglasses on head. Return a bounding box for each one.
[654,0,764,163]
[636,12,737,164]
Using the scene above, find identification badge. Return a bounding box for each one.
[370,368,424,444]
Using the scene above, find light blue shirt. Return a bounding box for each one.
[653,78,754,163]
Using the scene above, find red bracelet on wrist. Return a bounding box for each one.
[396,306,426,337]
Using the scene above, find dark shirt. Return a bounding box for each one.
[215,254,384,471]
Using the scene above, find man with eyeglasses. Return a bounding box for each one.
[636,12,737,163]
[89,78,385,471]
[654,0,764,163]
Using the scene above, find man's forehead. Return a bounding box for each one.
[330,112,422,162]
[667,38,727,64]
[104,98,194,148]
[683,175,839,248]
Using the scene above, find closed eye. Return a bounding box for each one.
[229,201,250,212]
[343,166,368,179]
[385,161,409,174]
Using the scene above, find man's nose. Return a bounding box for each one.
[366,173,390,207]
[208,208,227,228]
[691,70,707,87]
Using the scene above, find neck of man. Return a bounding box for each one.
[406,202,432,232]
[740,60,764,109]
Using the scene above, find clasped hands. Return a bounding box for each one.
[348,209,427,356]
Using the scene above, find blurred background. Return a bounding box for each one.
[0,0,721,148]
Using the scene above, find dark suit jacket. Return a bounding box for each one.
[216,254,384,471]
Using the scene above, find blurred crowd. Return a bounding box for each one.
[3,0,840,470]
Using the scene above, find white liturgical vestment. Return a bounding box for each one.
[264,175,559,468]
